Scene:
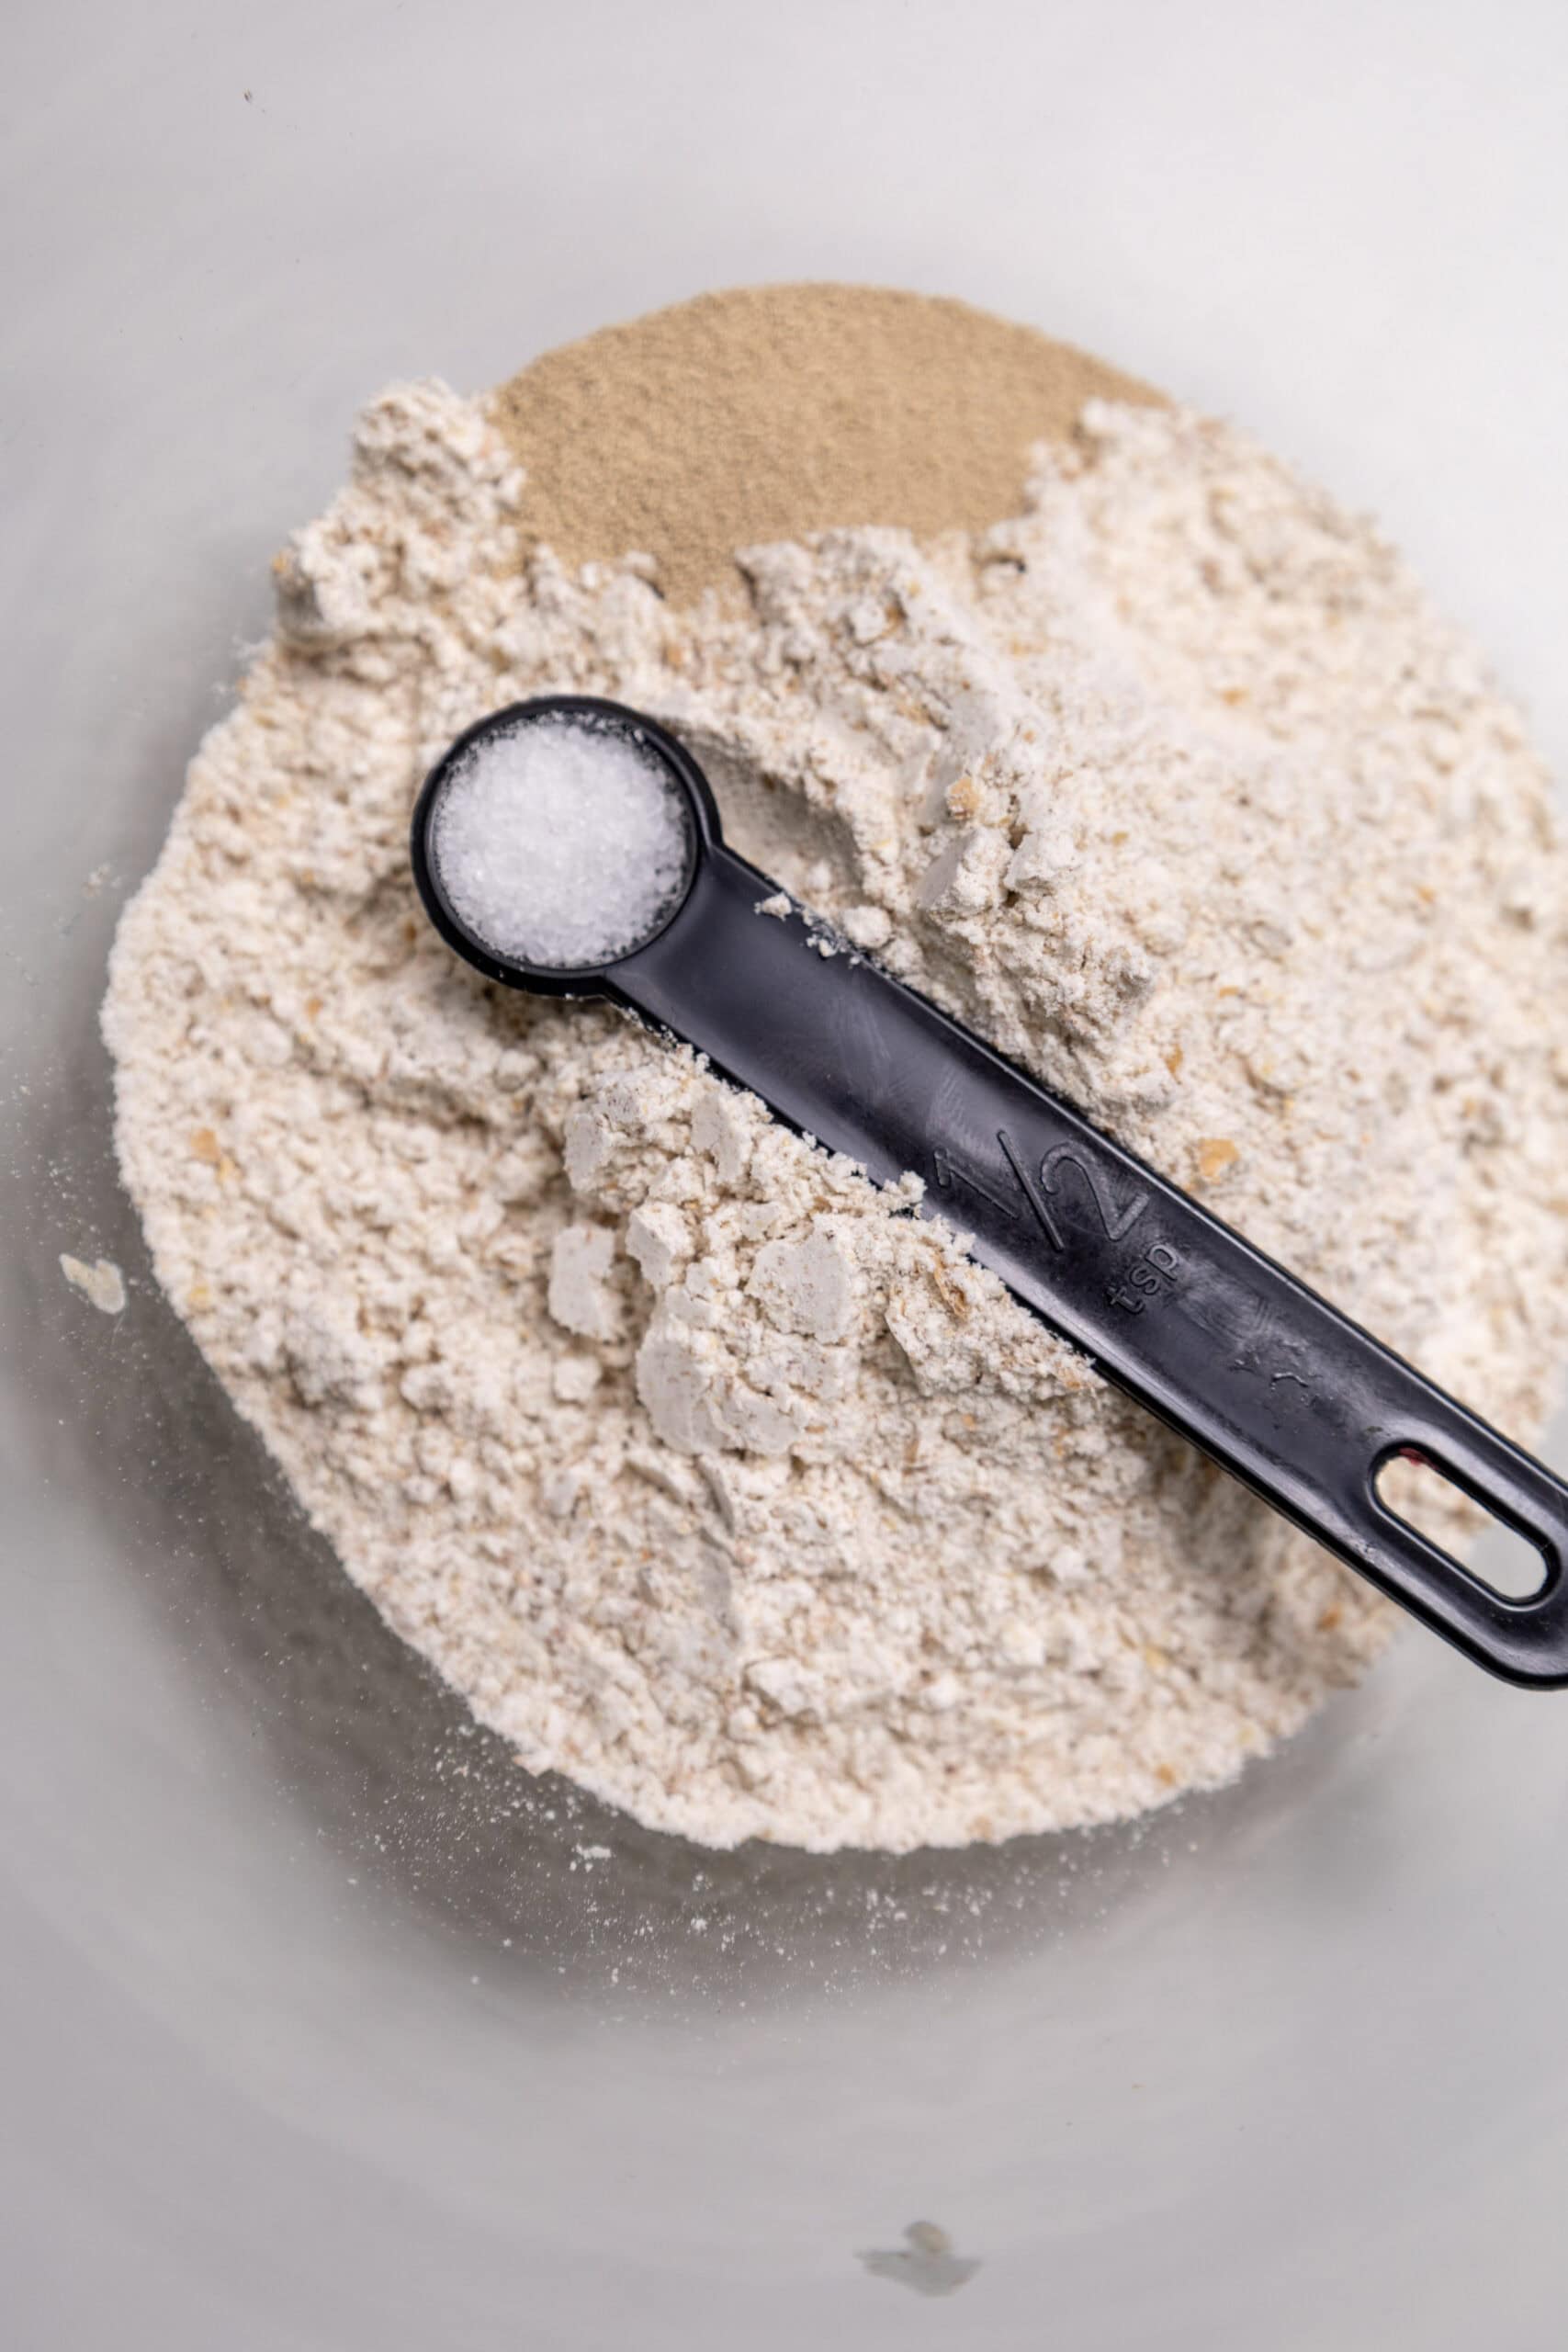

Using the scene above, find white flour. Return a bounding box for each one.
[104,380,1568,1851]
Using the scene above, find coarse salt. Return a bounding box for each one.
[432,716,690,969]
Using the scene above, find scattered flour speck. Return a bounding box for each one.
[60,1254,127,1315]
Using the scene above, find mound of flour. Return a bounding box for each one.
[104,379,1568,1851]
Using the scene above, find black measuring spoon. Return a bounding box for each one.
[412,694,1568,1687]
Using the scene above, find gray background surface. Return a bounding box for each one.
[4,4,1567,2346]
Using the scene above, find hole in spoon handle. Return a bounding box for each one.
[615,843,1568,1686]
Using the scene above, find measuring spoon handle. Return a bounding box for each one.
[616,843,1568,1686]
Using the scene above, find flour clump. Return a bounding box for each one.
[103,368,1568,1852]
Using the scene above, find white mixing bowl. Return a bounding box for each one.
[6,7,1568,2344]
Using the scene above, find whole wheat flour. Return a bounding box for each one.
[104,379,1568,1852]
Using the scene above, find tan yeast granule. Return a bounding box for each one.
[491,284,1159,604]
[104,357,1568,1852]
